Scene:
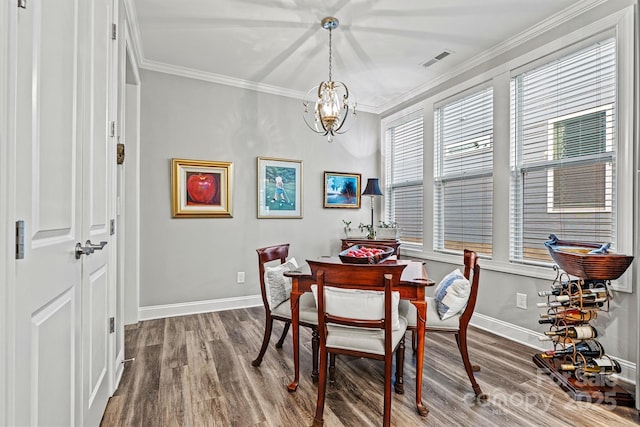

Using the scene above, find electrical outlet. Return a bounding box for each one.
[516,293,527,310]
[237,272,245,284]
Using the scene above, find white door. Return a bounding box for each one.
[79,0,115,425]
[13,0,115,425]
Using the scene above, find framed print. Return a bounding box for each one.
[323,171,361,208]
[171,158,233,218]
[257,157,302,218]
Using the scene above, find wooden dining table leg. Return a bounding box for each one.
[413,300,429,416]
[287,291,301,392]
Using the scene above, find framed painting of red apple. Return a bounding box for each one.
[171,158,233,218]
[257,157,302,218]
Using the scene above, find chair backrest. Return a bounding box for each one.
[459,249,480,327]
[256,244,290,310]
[309,261,407,353]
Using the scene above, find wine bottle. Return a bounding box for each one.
[540,280,608,297]
[536,292,607,308]
[540,340,604,359]
[559,357,621,375]
[538,309,597,324]
[538,281,582,297]
[538,325,597,341]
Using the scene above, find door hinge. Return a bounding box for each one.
[109,317,115,333]
[16,220,25,259]
[17,0,26,9]
[109,121,116,137]
[110,219,115,235]
[111,23,117,40]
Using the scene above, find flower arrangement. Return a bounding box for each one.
[358,223,376,240]
[378,221,398,228]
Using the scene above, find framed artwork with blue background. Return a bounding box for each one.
[323,172,361,209]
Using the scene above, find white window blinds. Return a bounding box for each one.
[383,112,423,246]
[434,87,494,256]
[510,38,616,263]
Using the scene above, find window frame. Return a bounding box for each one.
[433,84,494,257]
[506,13,634,291]
[381,107,425,249]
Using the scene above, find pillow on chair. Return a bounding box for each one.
[311,285,401,330]
[434,269,471,320]
[264,258,299,309]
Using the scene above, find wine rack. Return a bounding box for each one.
[532,267,635,407]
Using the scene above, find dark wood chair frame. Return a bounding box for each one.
[251,244,321,382]
[311,262,408,427]
[411,249,485,398]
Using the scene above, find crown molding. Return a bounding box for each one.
[138,59,378,113]
[122,0,605,116]
[378,0,608,114]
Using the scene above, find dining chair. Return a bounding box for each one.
[308,261,408,427]
[400,249,485,398]
[252,244,321,382]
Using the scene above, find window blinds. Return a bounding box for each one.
[510,38,616,263]
[434,87,494,256]
[384,113,423,246]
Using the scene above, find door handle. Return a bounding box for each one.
[75,240,108,259]
[86,240,108,251]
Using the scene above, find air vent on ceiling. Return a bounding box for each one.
[420,50,453,68]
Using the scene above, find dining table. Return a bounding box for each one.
[284,256,434,417]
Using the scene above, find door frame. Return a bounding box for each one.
[120,19,141,327]
[1,1,19,424]
[1,0,12,424]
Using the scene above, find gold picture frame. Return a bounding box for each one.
[323,171,361,208]
[171,158,233,218]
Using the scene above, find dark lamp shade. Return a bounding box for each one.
[362,178,383,196]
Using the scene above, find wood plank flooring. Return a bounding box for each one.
[101,307,639,426]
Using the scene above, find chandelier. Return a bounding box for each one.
[303,17,356,143]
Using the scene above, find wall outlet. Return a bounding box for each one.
[237,272,245,284]
[516,293,527,310]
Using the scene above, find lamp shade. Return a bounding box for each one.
[362,178,383,196]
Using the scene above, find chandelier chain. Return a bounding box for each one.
[328,27,332,82]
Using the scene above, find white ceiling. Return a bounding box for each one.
[129,0,587,112]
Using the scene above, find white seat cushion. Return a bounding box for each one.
[271,292,318,325]
[311,285,402,330]
[399,297,460,331]
[325,317,408,356]
[264,257,298,309]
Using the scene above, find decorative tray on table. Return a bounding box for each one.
[339,244,394,264]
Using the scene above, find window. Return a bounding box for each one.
[510,38,616,263]
[547,105,613,213]
[434,87,493,255]
[383,111,423,246]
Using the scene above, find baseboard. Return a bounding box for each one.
[138,295,263,321]
[471,313,636,385]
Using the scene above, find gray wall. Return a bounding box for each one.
[139,70,380,306]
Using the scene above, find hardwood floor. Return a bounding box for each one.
[101,307,639,426]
